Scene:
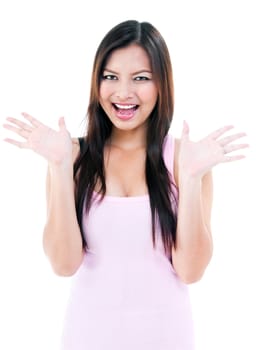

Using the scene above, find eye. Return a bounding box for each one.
[134,76,150,81]
[102,74,118,80]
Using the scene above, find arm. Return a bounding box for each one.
[3,113,85,276]
[172,141,213,283]
[171,121,248,284]
[43,138,85,276]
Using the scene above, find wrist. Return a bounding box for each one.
[178,172,202,187]
[48,159,74,176]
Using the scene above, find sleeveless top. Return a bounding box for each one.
[60,133,195,350]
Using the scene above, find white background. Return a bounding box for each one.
[0,1,255,349]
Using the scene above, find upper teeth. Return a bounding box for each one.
[114,104,136,109]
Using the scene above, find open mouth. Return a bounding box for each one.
[112,103,139,114]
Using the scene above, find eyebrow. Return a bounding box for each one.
[103,68,152,75]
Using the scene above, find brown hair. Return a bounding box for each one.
[74,20,177,257]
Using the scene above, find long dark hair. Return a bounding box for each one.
[74,20,177,257]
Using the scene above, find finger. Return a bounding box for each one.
[21,112,42,127]
[3,138,29,149]
[222,154,246,163]
[223,143,249,154]
[3,123,30,139]
[219,132,247,146]
[181,120,189,140]
[5,117,33,132]
[58,116,66,130]
[209,125,234,140]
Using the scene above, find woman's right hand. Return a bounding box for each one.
[3,112,73,165]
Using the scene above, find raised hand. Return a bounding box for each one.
[178,121,249,179]
[3,112,73,165]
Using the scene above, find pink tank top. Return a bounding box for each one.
[60,134,195,350]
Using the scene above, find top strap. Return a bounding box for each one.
[78,137,86,153]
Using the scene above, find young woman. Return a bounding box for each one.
[3,20,248,350]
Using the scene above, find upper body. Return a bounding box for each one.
[68,131,213,284]
[3,20,248,284]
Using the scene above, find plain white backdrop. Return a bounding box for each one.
[0,1,255,349]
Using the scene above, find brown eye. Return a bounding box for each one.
[134,76,150,81]
[102,75,118,80]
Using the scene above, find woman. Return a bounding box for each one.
[3,20,248,350]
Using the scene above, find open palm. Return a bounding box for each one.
[3,112,73,164]
[179,121,248,179]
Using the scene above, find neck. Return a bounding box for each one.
[109,127,147,150]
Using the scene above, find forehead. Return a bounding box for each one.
[105,44,152,71]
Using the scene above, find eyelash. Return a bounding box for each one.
[102,75,117,80]
[102,75,150,81]
[134,76,150,81]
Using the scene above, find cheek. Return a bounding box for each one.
[99,83,111,101]
[139,86,158,105]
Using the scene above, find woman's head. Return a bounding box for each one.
[87,20,174,144]
[99,44,158,136]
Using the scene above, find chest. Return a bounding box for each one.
[84,197,153,253]
[103,146,148,197]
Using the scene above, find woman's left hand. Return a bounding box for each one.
[178,121,249,179]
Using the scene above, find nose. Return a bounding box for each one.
[115,80,134,101]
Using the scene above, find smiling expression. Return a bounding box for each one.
[99,44,158,134]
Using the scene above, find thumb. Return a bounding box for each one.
[181,120,190,140]
[58,116,67,131]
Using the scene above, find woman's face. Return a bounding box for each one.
[99,44,158,134]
